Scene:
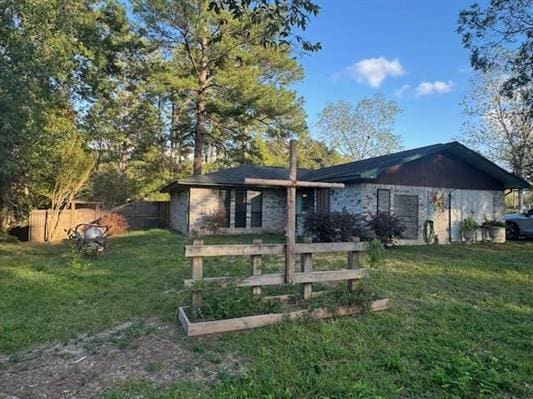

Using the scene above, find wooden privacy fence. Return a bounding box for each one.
[29,201,169,243]
[112,201,169,230]
[178,237,390,336]
[29,207,104,243]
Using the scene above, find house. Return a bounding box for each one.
[160,141,530,243]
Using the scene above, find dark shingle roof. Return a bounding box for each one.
[161,142,531,192]
[160,164,310,192]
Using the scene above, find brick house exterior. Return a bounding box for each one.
[161,142,529,243]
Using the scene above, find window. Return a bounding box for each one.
[377,189,391,213]
[234,190,247,228]
[249,191,263,228]
[218,189,231,227]
[394,194,419,239]
[297,189,315,214]
[317,189,330,213]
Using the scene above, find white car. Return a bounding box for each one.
[505,209,533,239]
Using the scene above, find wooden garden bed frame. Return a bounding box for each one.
[178,238,390,336]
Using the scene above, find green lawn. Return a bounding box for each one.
[1,230,532,398]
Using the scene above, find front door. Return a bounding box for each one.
[395,194,419,239]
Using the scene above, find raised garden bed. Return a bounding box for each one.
[179,298,390,336]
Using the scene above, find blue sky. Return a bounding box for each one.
[295,0,475,149]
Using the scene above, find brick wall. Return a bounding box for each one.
[169,191,188,233]
[176,187,286,234]
[330,183,505,243]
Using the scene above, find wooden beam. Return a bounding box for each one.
[300,237,313,300]
[285,139,297,284]
[251,239,262,295]
[244,178,345,189]
[185,243,285,257]
[191,239,203,309]
[178,298,390,336]
[184,269,369,288]
[295,241,367,254]
[347,236,360,292]
[185,241,367,257]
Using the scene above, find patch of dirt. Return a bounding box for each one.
[0,318,243,399]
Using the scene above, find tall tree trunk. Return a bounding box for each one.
[193,36,209,176]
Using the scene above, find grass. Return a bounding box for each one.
[1,230,532,398]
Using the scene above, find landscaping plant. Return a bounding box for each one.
[96,212,128,236]
[303,211,363,242]
[366,212,405,246]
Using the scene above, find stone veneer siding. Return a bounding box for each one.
[171,187,286,234]
[329,183,505,244]
[170,183,505,243]
[169,191,188,233]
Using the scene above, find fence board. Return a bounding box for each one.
[29,200,169,243]
[184,269,368,288]
[184,241,367,257]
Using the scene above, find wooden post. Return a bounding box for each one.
[251,239,262,295]
[300,237,313,300]
[191,239,204,309]
[347,236,360,292]
[285,139,297,284]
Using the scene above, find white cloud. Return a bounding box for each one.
[415,80,454,96]
[339,57,405,87]
[394,84,411,99]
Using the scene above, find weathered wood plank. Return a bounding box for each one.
[251,239,262,295]
[184,269,368,288]
[178,298,389,336]
[184,241,367,258]
[300,237,313,300]
[293,269,368,284]
[244,178,345,189]
[347,236,360,292]
[185,243,285,257]
[191,240,203,308]
[295,241,367,254]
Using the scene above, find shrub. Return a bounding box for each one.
[462,217,479,231]
[202,209,228,234]
[96,212,128,236]
[303,211,363,242]
[366,212,405,246]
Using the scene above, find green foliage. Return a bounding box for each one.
[458,0,532,102]
[317,94,403,161]
[462,217,479,231]
[1,231,532,398]
[187,286,286,322]
[303,211,363,242]
[366,212,406,246]
[367,238,385,266]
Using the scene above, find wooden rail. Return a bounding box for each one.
[184,241,367,257]
[183,238,367,309]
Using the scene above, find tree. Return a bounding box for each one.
[317,94,402,160]
[0,0,136,230]
[458,0,532,104]
[134,0,315,175]
[461,57,532,209]
[38,133,95,241]
[250,132,348,169]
